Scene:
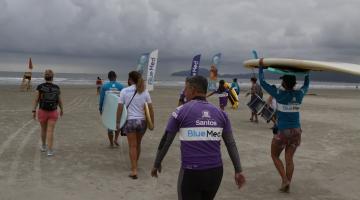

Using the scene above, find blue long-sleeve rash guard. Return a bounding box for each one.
[259,68,309,130]
[99,81,124,113]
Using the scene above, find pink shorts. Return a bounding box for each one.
[38,109,59,123]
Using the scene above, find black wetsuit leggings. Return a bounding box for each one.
[178,166,223,200]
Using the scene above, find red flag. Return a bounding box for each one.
[28,57,33,70]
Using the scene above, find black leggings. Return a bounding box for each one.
[178,166,223,200]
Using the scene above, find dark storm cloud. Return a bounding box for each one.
[1,0,360,73]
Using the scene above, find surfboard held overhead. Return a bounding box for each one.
[243,58,360,76]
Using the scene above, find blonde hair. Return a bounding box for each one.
[44,69,54,81]
[44,69,54,77]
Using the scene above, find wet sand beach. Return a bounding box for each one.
[0,85,359,200]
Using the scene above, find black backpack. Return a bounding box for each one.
[39,83,60,111]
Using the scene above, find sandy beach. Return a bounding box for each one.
[0,85,359,200]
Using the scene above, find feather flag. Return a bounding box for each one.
[208,53,222,91]
[28,58,33,70]
[146,49,159,91]
[136,53,149,76]
[190,54,201,76]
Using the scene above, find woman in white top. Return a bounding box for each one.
[116,71,154,179]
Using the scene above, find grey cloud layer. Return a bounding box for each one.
[1,0,360,67]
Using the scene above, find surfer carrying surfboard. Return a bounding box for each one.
[99,71,124,148]
[259,65,309,193]
[231,78,240,96]
[116,71,154,179]
[207,80,229,110]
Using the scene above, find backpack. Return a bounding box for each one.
[38,83,60,111]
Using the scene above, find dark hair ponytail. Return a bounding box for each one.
[129,71,145,93]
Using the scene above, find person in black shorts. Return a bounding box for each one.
[151,75,245,199]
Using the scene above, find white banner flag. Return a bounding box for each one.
[146,49,159,91]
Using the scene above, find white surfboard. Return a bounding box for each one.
[243,58,360,76]
[101,92,127,130]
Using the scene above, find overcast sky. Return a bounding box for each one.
[1,0,360,75]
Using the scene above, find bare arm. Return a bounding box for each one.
[206,91,216,97]
[116,103,124,130]
[148,103,155,127]
[32,91,40,119]
[58,95,64,116]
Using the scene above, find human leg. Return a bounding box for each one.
[127,133,138,176]
[46,120,56,153]
[178,168,202,200]
[254,112,258,123]
[285,145,297,183]
[114,130,120,146]
[136,133,144,161]
[178,167,223,200]
[107,129,114,147]
[271,138,289,189]
[40,122,47,146]
[250,112,254,121]
[201,167,223,200]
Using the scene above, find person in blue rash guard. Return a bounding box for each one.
[99,71,124,147]
[258,61,309,193]
[151,75,245,200]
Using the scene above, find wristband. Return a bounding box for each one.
[32,110,36,113]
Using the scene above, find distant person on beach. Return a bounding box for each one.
[151,75,245,199]
[99,71,124,148]
[178,88,186,106]
[96,76,103,95]
[116,71,154,179]
[21,72,32,91]
[231,78,240,96]
[266,95,278,133]
[259,62,309,193]
[246,77,263,123]
[207,79,229,110]
[32,69,63,156]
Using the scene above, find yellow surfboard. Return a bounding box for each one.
[224,82,239,109]
[144,102,154,130]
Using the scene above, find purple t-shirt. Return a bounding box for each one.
[216,89,228,107]
[165,99,232,170]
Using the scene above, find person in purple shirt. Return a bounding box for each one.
[151,76,245,200]
[206,79,229,110]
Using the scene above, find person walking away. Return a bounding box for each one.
[116,71,154,179]
[231,78,240,96]
[32,69,63,156]
[99,71,124,148]
[259,62,309,193]
[246,77,263,123]
[151,75,245,200]
[96,76,103,95]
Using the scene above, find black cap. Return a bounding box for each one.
[280,75,296,82]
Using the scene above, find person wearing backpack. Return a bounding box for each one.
[32,69,63,156]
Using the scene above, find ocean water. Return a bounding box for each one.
[0,71,359,89]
